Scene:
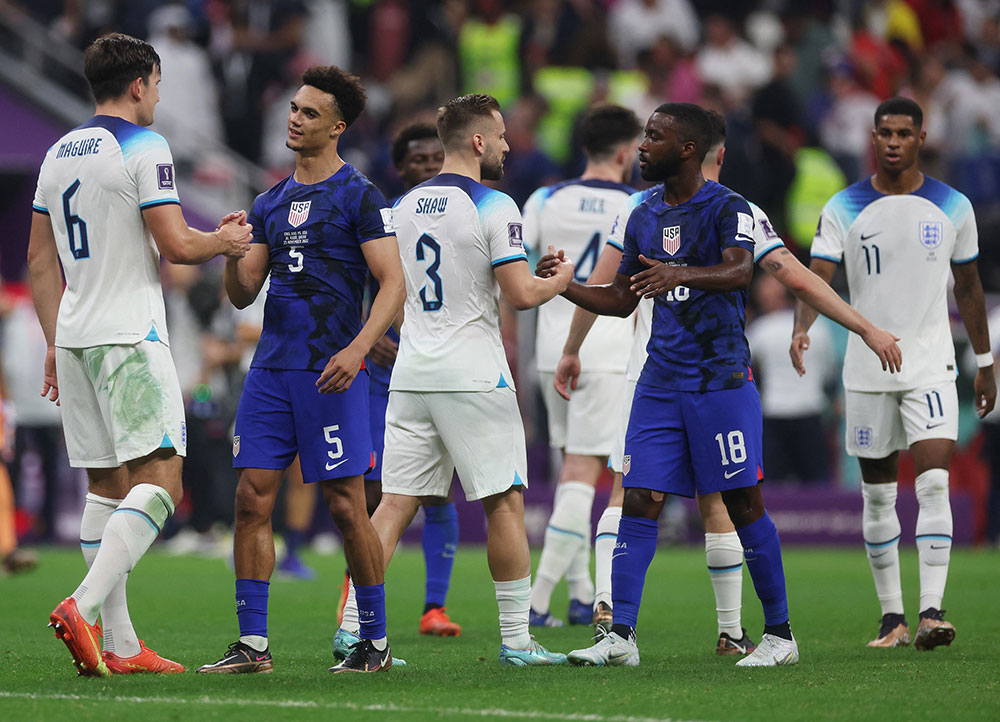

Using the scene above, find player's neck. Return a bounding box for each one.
[294,150,345,185]
[438,156,481,183]
[580,159,625,184]
[93,100,143,126]
[660,167,705,206]
[701,165,720,184]
[871,166,924,195]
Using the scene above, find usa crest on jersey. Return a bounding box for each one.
[663,226,681,255]
[288,201,311,228]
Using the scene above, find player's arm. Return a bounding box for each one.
[555,243,624,400]
[759,246,901,375]
[791,257,836,375]
[628,247,753,298]
[495,246,574,311]
[143,204,251,265]
[224,244,271,309]
[26,211,62,403]
[952,259,997,417]
[317,236,405,394]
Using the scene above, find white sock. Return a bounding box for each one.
[705,531,743,638]
[862,482,904,616]
[530,481,594,614]
[79,493,141,658]
[914,468,952,612]
[566,532,594,605]
[495,576,531,649]
[594,505,622,608]
[341,581,360,635]
[240,634,268,652]
[72,484,174,625]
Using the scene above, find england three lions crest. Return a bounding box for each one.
[288,201,311,228]
[919,221,943,249]
[663,226,681,255]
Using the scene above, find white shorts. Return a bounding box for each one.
[845,382,959,458]
[381,387,528,501]
[540,371,626,456]
[57,341,187,468]
[609,379,639,473]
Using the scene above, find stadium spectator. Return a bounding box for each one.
[608,0,699,67]
[696,14,772,108]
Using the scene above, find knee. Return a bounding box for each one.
[234,478,273,523]
[621,488,660,520]
[915,468,949,504]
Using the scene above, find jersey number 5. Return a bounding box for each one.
[62,180,89,260]
[416,233,443,311]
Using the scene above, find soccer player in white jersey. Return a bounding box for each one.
[794,97,996,650]
[28,33,251,677]
[337,93,574,666]
[551,108,901,656]
[521,104,641,629]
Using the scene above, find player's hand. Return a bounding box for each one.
[40,345,59,405]
[550,246,575,292]
[974,365,997,418]
[216,209,247,230]
[317,345,365,394]
[630,254,682,298]
[218,219,253,259]
[535,246,566,279]
[554,353,582,401]
[790,331,810,376]
[861,326,902,374]
[368,334,398,368]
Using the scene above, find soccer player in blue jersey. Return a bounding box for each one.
[31,33,252,677]
[794,97,995,650]
[544,102,798,667]
[335,122,464,638]
[197,65,405,675]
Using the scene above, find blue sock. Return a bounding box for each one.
[355,583,387,640]
[235,578,269,638]
[285,528,305,556]
[736,512,789,627]
[611,515,658,631]
[422,503,458,611]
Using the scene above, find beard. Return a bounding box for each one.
[481,151,505,181]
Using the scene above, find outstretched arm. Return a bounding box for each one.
[495,246,574,310]
[953,260,996,417]
[760,247,901,375]
[144,204,251,264]
[791,257,836,376]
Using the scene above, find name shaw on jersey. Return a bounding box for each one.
[416,196,448,214]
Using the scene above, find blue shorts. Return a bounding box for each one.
[365,375,389,482]
[234,368,373,484]
[622,382,763,498]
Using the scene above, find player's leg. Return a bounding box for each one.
[592,474,624,631]
[849,390,910,647]
[418,485,461,636]
[278,456,316,579]
[903,383,959,650]
[698,492,755,655]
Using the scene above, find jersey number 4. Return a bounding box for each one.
[416,233,443,311]
[62,180,89,260]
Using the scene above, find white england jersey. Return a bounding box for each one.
[618,197,782,382]
[33,116,180,348]
[812,176,978,392]
[522,179,635,373]
[390,173,527,392]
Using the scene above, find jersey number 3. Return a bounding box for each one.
[416,233,443,311]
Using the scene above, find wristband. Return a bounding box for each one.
[975,351,994,368]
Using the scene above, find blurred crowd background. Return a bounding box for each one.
[1,0,1000,561]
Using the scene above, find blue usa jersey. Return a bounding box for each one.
[617,180,755,393]
[249,164,394,371]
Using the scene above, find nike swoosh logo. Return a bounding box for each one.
[926,422,946,429]
[326,458,350,471]
[860,231,882,241]
[870,551,889,559]
[724,468,745,479]
[930,544,950,549]
[611,552,628,561]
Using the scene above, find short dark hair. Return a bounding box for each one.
[578,104,642,159]
[653,102,712,161]
[436,94,501,150]
[391,123,440,168]
[83,33,160,103]
[874,97,923,129]
[705,109,726,150]
[301,65,367,127]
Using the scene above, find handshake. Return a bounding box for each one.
[215,210,254,259]
[535,244,574,291]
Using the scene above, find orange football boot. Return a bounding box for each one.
[419,607,462,636]
[103,641,185,674]
[49,597,110,677]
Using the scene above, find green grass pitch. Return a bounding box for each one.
[1,544,997,722]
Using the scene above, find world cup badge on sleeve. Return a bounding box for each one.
[663,226,681,255]
[288,201,311,228]
[233,435,241,458]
